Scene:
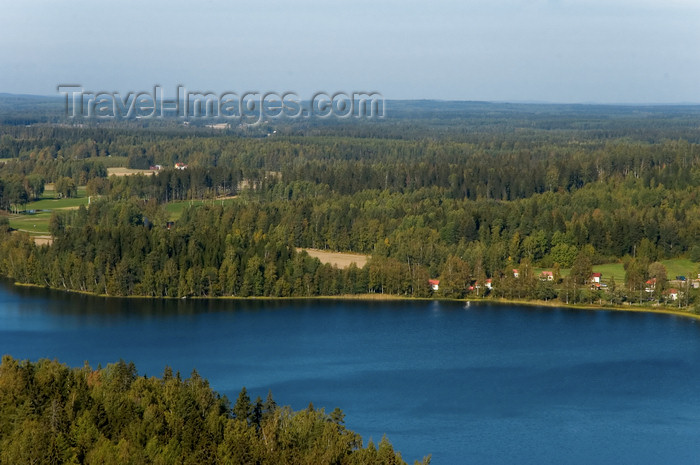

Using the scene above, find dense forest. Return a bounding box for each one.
[1,100,700,307]
[0,356,424,464]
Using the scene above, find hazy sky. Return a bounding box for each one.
[1,0,698,103]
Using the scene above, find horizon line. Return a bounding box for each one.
[1,92,700,107]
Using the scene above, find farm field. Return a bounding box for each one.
[297,248,370,269]
[107,167,156,177]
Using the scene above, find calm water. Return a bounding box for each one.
[2,281,700,464]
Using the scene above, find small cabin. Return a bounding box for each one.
[429,279,440,291]
[540,271,554,281]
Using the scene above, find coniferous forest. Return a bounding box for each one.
[1,100,700,307]
[0,356,421,465]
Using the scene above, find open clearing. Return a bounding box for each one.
[297,248,369,269]
[591,259,698,283]
[8,187,90,236]
[544,258,700,284]
[26,196,89,210]
[8,211,52,235]
[31,235,53,246]
[107,167,156,177]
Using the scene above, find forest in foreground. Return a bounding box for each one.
[1,100,700,308]
[0,356,424,465]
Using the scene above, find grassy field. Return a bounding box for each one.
[591,259,699,283]
[537,258,699,284]
[41,185,87,199]
[7,211,52,234]
[593,258,700,283]
[25,196,89,210]
[592,263,625,282]
[11,193,239,233]
[661,258,699,280]
[8,186,89,235]
[166,198,239,220]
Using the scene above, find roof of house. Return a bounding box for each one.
[541,271,553,276]
[428,279,440,285]
[591,273,602,278]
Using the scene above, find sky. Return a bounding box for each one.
[0,0,698,103]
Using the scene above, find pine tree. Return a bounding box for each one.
[233,387,252,422]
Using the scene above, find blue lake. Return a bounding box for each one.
[2,280,700,464]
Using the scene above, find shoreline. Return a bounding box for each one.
[10,280,700,321]
[485,297,700,321]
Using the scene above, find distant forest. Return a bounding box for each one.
[1,99,700,307]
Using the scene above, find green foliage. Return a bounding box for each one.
[570,247,594,286]
[2,105,700,308]
[690,246,700,263]
[0,356,416,465]
[55,177,78,199]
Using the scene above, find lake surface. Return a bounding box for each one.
[2,280,700,464]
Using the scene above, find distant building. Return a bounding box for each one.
[513,269,519,278]
[175,162,188,170]
[666,288,680,301]
[645,278,656,293]
[205,123,230,130]
[429,279,440,291]
[485,279,492,290]
[540,271,554,281]
[588,272,602,289]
